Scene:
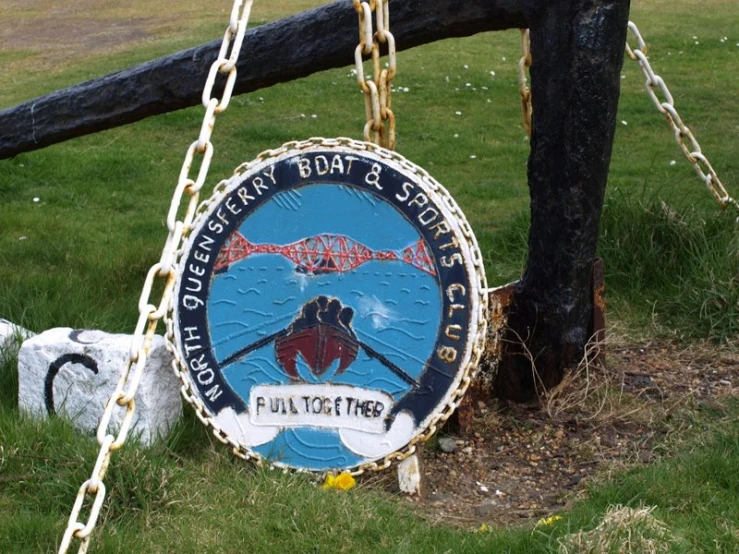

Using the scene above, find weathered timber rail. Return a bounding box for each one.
[0,0,528,160]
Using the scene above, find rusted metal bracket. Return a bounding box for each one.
[591,257,607,367]
[452,257,606,433]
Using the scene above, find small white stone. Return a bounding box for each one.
[311,114,318,119]
[453,134,459,138]
[469,155,477,159]
[465,83,471,87]
[501,56,506,61]
[670,160,677,166]
[0,319,35,365]
[455,111,462,116]
[33,197,40,203]
[489,71,496,76]
[463,64,469,69]
[621,120,628,126]
[18,328,182,445]
[18,236,27,241]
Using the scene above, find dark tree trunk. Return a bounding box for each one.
[494,0,630,402]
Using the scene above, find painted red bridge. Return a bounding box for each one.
[214,232,436,276]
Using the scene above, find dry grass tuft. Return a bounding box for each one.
[541,339,646,426]
[558,505,676,554]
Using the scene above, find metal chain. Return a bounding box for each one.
[166,137,490,476]
[56,1,254,552]
[518,29,532,138]
[625,21,738,211]
[518,23,736,212]
[353,0,397,150]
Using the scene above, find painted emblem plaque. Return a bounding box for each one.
[171,139,487,471]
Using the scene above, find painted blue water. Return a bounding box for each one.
[207,184,443,470]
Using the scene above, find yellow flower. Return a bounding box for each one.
[535,515,563,527]
[322,471,356,491]
[477,523,491,533]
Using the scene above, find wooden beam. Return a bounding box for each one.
[0,0,528,159]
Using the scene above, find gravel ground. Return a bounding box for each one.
[398,342,738,527]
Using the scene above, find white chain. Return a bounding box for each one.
[353,0,397,150]
[625,22,737,211]
[56,1,254,552]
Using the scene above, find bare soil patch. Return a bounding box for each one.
[401,341,738,528]
[1,1,159,60]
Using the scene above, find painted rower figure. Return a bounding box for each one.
[220,295,420,388]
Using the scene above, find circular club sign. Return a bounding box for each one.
[172,139,487,471]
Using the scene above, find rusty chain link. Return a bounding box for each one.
[518,29,532,138]
[625,22,737,211]
[56,1,254,552]
[518,22,736,212]
[353,0,397,150]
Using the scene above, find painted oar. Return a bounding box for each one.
[220,329,288,367]
[219,328,420,389]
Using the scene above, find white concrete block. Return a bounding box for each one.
[0,318,35,365]
[18,328,182,445]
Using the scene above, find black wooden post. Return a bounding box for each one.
[494,0,630,402]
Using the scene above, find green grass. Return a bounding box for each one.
[2,336,738,554]
[1,0,738,552]
[559,399,739,553]
[2,348,737,553]
[1,1,738,338]
[599,192,739,342]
